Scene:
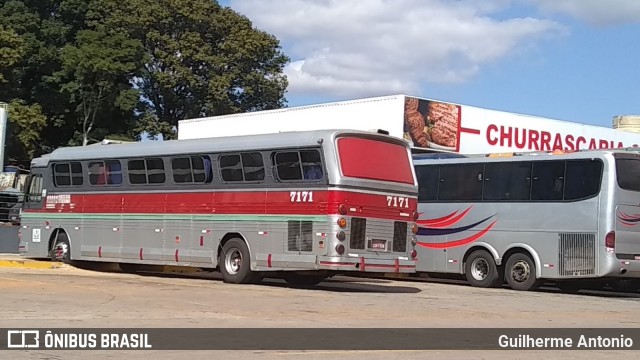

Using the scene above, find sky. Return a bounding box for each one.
[221,0,640,129]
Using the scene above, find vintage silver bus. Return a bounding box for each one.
[413,149,640,291]
[18,129,419,286]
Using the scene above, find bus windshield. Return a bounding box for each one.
[616,157,640,192]
[337,136,414,184]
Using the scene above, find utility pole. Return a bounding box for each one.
[0,102,7,171]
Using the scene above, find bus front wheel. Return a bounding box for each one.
[50,233,71,264]
[219,238,261,284]
[465,250,502,288]
[505,253,541,291]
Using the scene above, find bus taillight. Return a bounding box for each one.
[410,249,417,259]
[337,218,347,228]
[338,204,348,215]
[605,231,616,252]
[412,211,419,221]
[411,224,418,234]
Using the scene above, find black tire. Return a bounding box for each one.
[285,273,326,288]
[556,281,582,293]
[464,250,502,288]
[219,238,260,284]
[50,232,71,264]
[504,253,541,291]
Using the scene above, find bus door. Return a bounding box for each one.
[20,168,47,253]
[615,204,640,260]
[614,156,640,261]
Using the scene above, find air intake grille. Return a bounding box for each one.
[558,233,595,276]
[393,221,407,252]
[288,221,313,252]
[349,218,366,250]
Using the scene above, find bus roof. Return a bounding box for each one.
[412,148,640,164]
[32,129,408,165]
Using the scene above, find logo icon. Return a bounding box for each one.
[7,330,39,348]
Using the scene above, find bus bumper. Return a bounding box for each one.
[318,257,416,273]
[615,259,640,278]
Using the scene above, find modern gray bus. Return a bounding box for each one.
[413,149,640,291]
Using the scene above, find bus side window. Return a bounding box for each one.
[89,162,107,185]
[564,159,603,200]
[106,160,123,185]
[531,161,564,201]
[415,165,438,202]
[274,151,303,181]
[301,150,323,180]
[203,156,213,183]
[483,162,531,201]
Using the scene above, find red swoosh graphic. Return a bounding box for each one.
[417,210,459,226]
[416,220,497,249]
[417,206,472,228]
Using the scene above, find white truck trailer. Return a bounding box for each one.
[178,94,640,154]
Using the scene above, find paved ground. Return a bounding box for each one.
[1,260,639,359]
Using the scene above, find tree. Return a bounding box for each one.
[0,24,23,82]
[5,99,47,161]
[89,0,289,139]
[53,30,144,145]
[0,0,92,154]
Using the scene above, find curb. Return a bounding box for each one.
[0,258,65,270]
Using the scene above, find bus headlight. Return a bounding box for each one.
[412,224,419,234]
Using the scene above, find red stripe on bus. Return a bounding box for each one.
[199,236,204,246]
[360,257,366,272]
[267,254,272,268]
[418,207,472,228]
[98,246,102,258]
[29,190,417,221]
[417,220,497,249]
[175,249,179,262]
[416,210,459,225]
[139,248,144,260]
[394,258,400,273]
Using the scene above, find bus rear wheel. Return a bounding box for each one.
[464,250,502,288]
[50,233,71,264]
[219,238,261,284]
[505,253,541,291]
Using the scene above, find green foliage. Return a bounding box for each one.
[6,99,47,160]
[53,29,144,145]
[0,25,24,82]
[89,0,289,138]
[0,0,290,161]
